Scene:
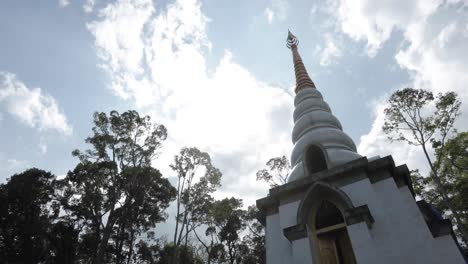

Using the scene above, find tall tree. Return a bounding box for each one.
[240,205,266,264]
[208,197,246,264]
[191,201,265,264]
[60,110,175,264]
[412,132,468,247]
[256,155,290,187]
[188,186,224,264]
[170,147,222,263]
[0,168,61,263]
[190,195,224,264]
[382,88,467,242]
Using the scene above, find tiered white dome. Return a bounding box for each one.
[286,31,361,182]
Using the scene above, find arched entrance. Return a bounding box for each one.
[297,182,358,264]
[313,201,356,264]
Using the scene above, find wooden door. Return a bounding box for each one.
[317,233,340,264]
[336,228,356,264]
[316,228,357,264]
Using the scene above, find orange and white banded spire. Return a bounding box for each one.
[286,30,361,183]
[287,30,316,93]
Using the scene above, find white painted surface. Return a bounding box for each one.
[292,238,313,264]
[289,88,362,182]
[346,221,378,263]
[266,213,292,264]
[265,173,464,263]
[340,177,465,264]
[279,200,300,229]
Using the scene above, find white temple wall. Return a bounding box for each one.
[341,176,465,264]
[279,200,314,263]
[264,173,465,263]
[432,235,466,262]
[265,213,292,264]
[292,238,313,264]
[279,200,300,229]
[345,222,378,263]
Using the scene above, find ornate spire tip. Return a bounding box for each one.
[287,30,298,49]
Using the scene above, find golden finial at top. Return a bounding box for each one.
[287,30,298,49]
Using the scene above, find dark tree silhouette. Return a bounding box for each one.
[382,88,467,244]
[256,155,290,187]
[170,147,222,263]
[60,110,176,264]
[0,168,71,263]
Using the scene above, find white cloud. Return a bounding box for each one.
[0,72,72,135]
[88,0,293,202]
[39,140,48,154]
[310,5,318,15]
[332,0,441,56]
[265,8,274,24]
[318,34,342,66]
[59,0,70,7]
[334,0,468,175]
[264,0,289,24]
[83,0,96,13]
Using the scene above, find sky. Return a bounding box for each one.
[1,0,468,236]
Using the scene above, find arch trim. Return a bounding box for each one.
[297,181,353,225]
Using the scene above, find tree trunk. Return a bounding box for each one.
[421,144,468,243]
[193,227,212,264]
[172,176,182,264]
[115,223,126,264]
[207,249,212,264]
[94,209,116,264]
[94,221,113,264]
[126,228,135,264]
[184,225,189,247]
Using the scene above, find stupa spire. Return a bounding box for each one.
[287,30,316,93]
[286,30,361,183]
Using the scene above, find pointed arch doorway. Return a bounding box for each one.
[312,201,356,264]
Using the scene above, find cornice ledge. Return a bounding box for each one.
[283,223,308,241]
[345,204,374,229]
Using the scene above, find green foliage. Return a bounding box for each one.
[414,132,468,245]
[256,155,290,187]
[133,240,161,264]
[61,110,175,264]
[73,110,167,166]
[241,205,266,264]
[0,110,266,263]
[171,146,222,262]
[0,168,78,263]
[0,169,55,263]
[190,200,266,264]
[47,221,80,263]
[203,197,247,264]
[382,87,468,243]
[383,88,460,146]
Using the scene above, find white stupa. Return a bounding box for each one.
[256,31,465,264]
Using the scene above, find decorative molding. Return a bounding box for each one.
[367,157,415,198]
[256,196,278,226]
[268,157,369,201]
[297,181,354,226]
[345,205,374,229]
[316,223,347,235]
[256,156,415,227]
[283,224,308,241]
[394,165,415,197]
